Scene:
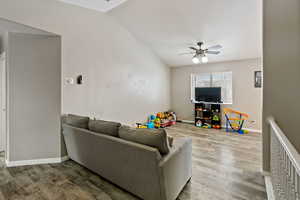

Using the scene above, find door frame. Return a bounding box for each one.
[0,52,6,154]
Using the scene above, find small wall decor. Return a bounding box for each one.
[254,71,262,88]
[77,75,83,85]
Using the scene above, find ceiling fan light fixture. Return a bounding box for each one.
[192,56,200,64]
[202,55,208,63]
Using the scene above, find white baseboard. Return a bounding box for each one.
[221,125,262,133]
[180,120,194,124]
[6,156,70,167]
[61,155,70,162]
[264,175,275,200]
[180,121,262,133]
[243,128,262,133]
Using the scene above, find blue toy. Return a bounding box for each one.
[147,122,155,129]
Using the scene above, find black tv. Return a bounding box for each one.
[195,87,222,103]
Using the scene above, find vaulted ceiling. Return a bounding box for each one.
[109,0,262,66]
[58,0,128,12]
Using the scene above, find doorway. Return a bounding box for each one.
[0,18,61,167]
[0,52,5,165]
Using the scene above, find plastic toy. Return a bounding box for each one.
[213,115,220,121]
[196,120,202,127]
[154,118,161,128]
[202,123,211,129]
[147,122,155,129]
[157,112,164,119]
[136,123,147,129]
[149,115,156,122]
[224,108,249,134]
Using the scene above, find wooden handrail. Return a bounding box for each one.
[268,117,300,175]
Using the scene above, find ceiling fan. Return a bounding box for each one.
[180,42,223,64]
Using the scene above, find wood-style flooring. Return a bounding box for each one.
[0,123,267,200]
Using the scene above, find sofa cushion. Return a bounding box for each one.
[66,114,89,129]
[119,126,170,155]
[88,120,121,137]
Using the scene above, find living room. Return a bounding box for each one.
[0,0,299,200]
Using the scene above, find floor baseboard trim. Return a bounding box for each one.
[179,121,262,133]
[179,120,194,124]
[6,156,69,167]
[61,156,70,162]
[243,128,262,133]
[264,175,275,200]
[221,125,262,133]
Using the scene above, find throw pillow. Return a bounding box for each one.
[119,126,170,155]
[66,114,89,129]
[89,120,121,137]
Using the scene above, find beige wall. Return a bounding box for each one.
[0,0,170,126]
[0,36,3,53]
[7,33,61,161]
[171,58,262,131]
[263,0,300,171]
[0,0,170,160]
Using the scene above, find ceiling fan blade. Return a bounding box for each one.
[179,52,194,55]
[206,51,221,55]
[207,44,223,50]
[189,47,198,51]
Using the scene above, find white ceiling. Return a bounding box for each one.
[58,0,128,12]
[109,0,262,67]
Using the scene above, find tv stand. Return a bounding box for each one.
[194,103,222,129]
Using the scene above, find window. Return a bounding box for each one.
[191,72,233,104]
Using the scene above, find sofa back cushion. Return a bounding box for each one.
[119,126,170,155]
[89,120,121,137]
[66,114,89,129]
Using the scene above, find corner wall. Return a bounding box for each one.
[0,0,170,159]
[263,0,300,171]
[171,58,263,131]
[0,0,170,126]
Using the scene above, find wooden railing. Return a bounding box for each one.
[268,117,300,200]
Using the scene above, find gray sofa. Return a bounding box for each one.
[62,115,192,200]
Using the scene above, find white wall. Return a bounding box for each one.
[0,34,4,53]
[0,0,170,126]
[171,58,262,131]
[7,33,61,162]
[263,0,300,171]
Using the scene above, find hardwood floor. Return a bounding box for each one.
[0,123,267,200]
[167,123,267,200]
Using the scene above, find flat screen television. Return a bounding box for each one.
[195,87,222,103]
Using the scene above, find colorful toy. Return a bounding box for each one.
[196,120,202,127]
[212,124,221,129]
[147,122,155,129]
[212,115,220,121]
[136,123,147,129]
[156,112,164,119]
[138,111,177,129]
[224,108,249,134]
[149,115,156,122]
[154,118,161,128]
[202,123,212,129]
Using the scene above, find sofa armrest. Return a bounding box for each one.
[158,137,192,200]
